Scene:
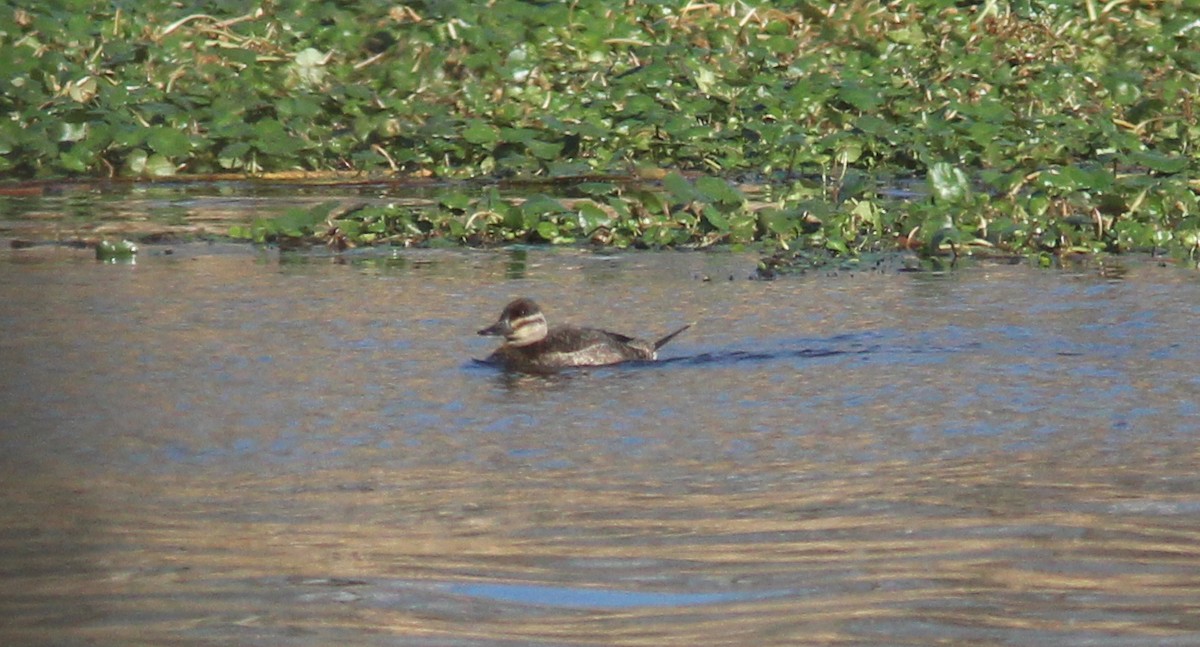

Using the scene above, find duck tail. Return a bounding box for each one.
[653,323,693,350]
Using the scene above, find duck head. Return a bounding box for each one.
[478,298,549,346]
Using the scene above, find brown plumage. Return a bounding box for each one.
[477,298,690,373]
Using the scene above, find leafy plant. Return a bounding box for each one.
[2,1,1197,261]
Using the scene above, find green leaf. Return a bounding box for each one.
[536,220,559,240]
[125,149,148,174]
[1058,164,1114,191]
[826,238,850,255]
[252,120,303,156]
[147,127,191,157]
[701,204,729,231]
[286,48,328,89]
[58,149,89,172]
[576,182,616,197]
[525,138,563,160]
[1127,151,1188,174]
[928,162,970,203]
[837,81,883,111]
[521,195,566,217]
[663,172,699,203]
[144,154,177,177]
[759,208,797,236]
[576,201,613,231]
[224,48,259,66]
[694,176,743,205]
[462,120,498,145]
[499,127,538,144]
[60,122,88,143]
[270,201,338,237]
[438,191,472,211]
[95,239,138,261]
[218,142,251,169]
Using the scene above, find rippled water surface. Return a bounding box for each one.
[2,242,1199,646]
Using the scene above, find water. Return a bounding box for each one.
[2,240,1200,646]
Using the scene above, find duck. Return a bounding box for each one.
[477,298,691,373]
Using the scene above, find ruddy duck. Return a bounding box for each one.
[477,298,691,373]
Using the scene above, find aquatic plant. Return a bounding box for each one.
[2,1,1197,261]
[94,238,138,262]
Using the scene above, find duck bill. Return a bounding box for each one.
[477,320,511,337]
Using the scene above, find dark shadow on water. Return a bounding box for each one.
[657,346,865,367]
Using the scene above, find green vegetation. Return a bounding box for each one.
[3,1,1199,263]
[94,238,138,261]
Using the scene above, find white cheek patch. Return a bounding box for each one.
[506,317,547,346]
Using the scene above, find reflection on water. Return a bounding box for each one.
[2,244,1200,646]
